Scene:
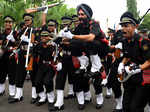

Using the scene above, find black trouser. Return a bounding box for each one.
[56,56,75,90]
[130,85,150,112]
[15,50,27,88]
[30,58,39,87]
[35,63,55,93]
[102,55,113,89]
[107,58,122,98]
[122,74,143,112]
[92,75,103,95]
[0,51,16,85]
[72,72,89,93]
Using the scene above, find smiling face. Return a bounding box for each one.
[120,23,136,40]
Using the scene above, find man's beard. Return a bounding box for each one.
[79,18,90,26]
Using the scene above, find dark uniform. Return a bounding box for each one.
[34,30,56,106]
[8,13,36,103]
[0,16,18,100]
[49,16,75,112]
[107,30,124,112]
[118,12,150,112]
[67,4,107,110]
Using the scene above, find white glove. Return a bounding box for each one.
[63,31,74,39]
[101,78,108,86]
[43,6,48,14]
[125,64,141,75]
[21,35,29,42]
[56,62,62,71]
[118,63,124,74]
[115,42,122,49]
[58,29,65,37]
[7,34,15,42]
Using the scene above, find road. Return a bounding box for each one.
[0,79,149,112]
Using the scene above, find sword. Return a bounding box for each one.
[25,1,64,13]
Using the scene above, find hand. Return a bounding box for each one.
[125,64,141,75]
[118,63,124,74]
[63,31,74,39]
[7,34,15,42]
[115,42,122,49]
[43,6,48,14]
[20,35,29,42]
[58,29,65,37]
[101,78,108,86]
[56,62,62,71]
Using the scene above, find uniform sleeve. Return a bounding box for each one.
[141,39,150,60]
[90,22,101,37]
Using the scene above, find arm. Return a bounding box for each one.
[140,59,150,70]
[42,13,46,26]
[73,33,95,42]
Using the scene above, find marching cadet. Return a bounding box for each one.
[60,3,106,110]
[49,16,75,111]
[0,16,18,102]
[61,16,76,99]
[107,30,124,112]
[8,13,35,103]
[101,28,115,99]
[118,12,150,112]
[33,29,56,108]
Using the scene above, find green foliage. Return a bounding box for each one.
[126,0,138,19]
[0,0,76,28]
[138,14,150,30]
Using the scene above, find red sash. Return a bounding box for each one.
[142,68,150,85]
[101,70,106,79]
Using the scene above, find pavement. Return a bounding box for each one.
[0,79,149,112]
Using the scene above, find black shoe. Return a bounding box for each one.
[96,104,103,109]
[30,98,38,104]
[64,94,75,99]
[85,99,92,104]
[78,104,85,110]
[0,91,5,96]
[75,69,85,75]
[35,100,46,106]
[48,103,54,111]
[8,96,23,103]
[105,95,112,99]
[49,104,64,111]
[8,95,14,102]
[112,109,123,112]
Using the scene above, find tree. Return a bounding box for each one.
[0,0,76,29]
[138,14,150,30]
[126,0,138,19]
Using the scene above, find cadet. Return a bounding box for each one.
[8,13,35,103]
[61,3,106,110]
[118,12,150,112]
[0,16,18,102]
